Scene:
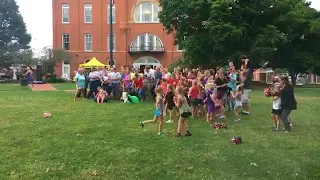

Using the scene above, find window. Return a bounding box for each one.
[177,37,186,51]
[84,4,92,23]
[108,34,115,52]
[134,2,159,23]
[62,34,70,50]
[107,4,115,23]
[177,44,184,51]
[85,34,92,51]
[130,33,162,51]
[62,4,69,23]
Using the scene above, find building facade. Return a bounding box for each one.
[52,0,183,77]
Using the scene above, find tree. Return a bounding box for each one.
[159,0,320,84]
[16,49,38,65]
[158,0,215,66]
[0,0,31,68]
[40,47,72,75]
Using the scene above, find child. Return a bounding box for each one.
[140,87,165,136]
[175,86,192,137]
[204,82,217,123]
[121,87,129,103]
[241,88,250,115]
[198,84,207,117]
[133,74,143,102]
[95,87,108,104]
[188,80,200,118]
[231,85,243,122]
[271,85,281,131]
[165,84,176,123]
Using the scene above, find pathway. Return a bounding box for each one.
[31,84,56,91]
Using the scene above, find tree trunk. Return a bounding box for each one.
[288,68,297,86]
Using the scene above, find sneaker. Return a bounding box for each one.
[290,124,293,127]
[234,119,241,122]
[185,131,192,137]
[219,115,226,119]
[243,111,250,115]
[140,122,144,128]
[175,133,182,137]
[163,112,166,116]
[271,127,279,132]
[166,120,173,124]
[158,132,164,136]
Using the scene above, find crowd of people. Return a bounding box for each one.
[73,55,297,136]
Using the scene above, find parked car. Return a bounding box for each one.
[296,74,308,85]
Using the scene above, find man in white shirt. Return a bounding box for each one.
[87,68,100,99]
[108,68,121,99]
[149,67,155,78]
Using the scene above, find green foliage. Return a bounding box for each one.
[0,0,31,68]
[168,58,185,72]
[45,75,65,83]
[159,0,320,76]
[17,49,38,66]
[40,47,72,75]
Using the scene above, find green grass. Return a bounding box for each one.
[52,83,77,90]
[0,84,320,179]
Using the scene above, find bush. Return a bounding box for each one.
[168,59,186,72]
[46,75,65,83]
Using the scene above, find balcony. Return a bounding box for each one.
[128,45,164,54]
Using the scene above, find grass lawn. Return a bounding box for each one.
[52,83,77,90]
[0,84,320,179]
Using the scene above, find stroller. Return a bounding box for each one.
[20,77,28,89]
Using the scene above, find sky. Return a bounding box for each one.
[16,0,320,55]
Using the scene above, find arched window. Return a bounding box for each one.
[134,2,159,23]
[130,33,163,51]
[134,56,160,64]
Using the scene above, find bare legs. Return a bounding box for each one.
[142,115,164,134]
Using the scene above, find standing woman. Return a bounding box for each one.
[279,76,297,132]
[87,67,100,98]
[215,70,228,119]
[123,68,132,89]
[74,69,86,101]
[25,66,34,88]
[101,71,111,94]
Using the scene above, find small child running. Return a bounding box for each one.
[230,85,243,122]
[165,84,176,123]
[140,87,165,136]
[271,85,281,131]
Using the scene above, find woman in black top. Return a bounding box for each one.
[279,76,297,132]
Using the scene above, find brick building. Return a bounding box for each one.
[52,0,183,78]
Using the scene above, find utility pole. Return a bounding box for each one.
[109,0,114,66]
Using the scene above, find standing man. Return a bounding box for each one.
[240,55,252,115]
[108,67,121,100]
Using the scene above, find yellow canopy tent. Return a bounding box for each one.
[79,57,109,68]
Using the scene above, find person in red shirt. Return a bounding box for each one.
[167,74,179,87]
[133,73,144,102]
[188,80,200,118]
[159,79,168,94]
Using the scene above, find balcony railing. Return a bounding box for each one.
[129,45,164,54]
